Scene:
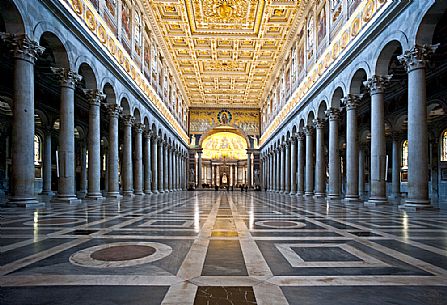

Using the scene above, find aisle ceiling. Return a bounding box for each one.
[144,0,301,108]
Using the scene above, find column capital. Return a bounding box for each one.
[391,131,403,141]
[83,89,105,106]
[297,131,305,141]
[157,137,164,145]
[51,67,82,89]
[122,115,135,127]
[1,33,45,63]
[341,94,363,111]
[134,123,145,134]
[144,130,153,139]
[313,118,325,129]
[398,44,439,73]
[106,104,123,118]
[326,107,340,121]
[303,125,314,136]
[363,75,392,95]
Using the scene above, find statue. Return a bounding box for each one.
[189,168,195,183]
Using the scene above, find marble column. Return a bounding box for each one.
[304,126,314,196]
[326,108,340,199]
[51,68,82,204]
[197,150,203,188]
[358,145,366,197]
[290,136,297,195]
[247,151,252,188]
[313,119,326,198]
[122,115,135,196]
[364,75,392,205]
[297,132,305,195]
[276,148,281,192]
[106,104,122,197]
[143,131,152,194]
[41,127,54,196]
[279,146,285,192]
[133,123,144,195]
[343,95,361,201]
[157,138,164,193]
[2,34,44,206]
[285,141,291,193]
[85,89,105,200]
[391,133,401,199]
[163,143,169,192]
[166,146,171,192]
[79,142,87,197]
[398,45,437,208]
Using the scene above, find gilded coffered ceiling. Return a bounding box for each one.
[143,0,301,108]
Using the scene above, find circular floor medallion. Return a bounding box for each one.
[23,218,83,226]
[255,220,306,229]
[69,242,172,268]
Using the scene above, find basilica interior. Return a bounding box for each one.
[1,0,447,304]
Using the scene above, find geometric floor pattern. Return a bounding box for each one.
[1,192,447,305]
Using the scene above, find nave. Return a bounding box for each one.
[1,192,447,305]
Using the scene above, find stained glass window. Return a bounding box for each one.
[441,130,447,161]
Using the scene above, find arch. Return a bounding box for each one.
[330,87,344,108]
[414,1,447,45]
[0,0,26,34]
[298,118,305,131]
[38,31,70,69]
[78,62,97,90]
[120,98,130,115]
[317,100,328,119]
[133,108,141,123]
[374,40,404,76]
[103,83,116,104]
[349,68,368,95]
[306,111,315,126]
[199,125,250,148]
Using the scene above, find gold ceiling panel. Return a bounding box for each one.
[145,0,300,108]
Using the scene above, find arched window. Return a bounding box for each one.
[441,130,447,162]
[402,140,408,169]
[307,16,315,59]
[34,135,42,165]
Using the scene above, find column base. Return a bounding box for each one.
[123,191,135,197]
[51,196,82,205]
[296,191,304,196]
[39,190,55,196]
[289,191,296,196]
[85,193,105,201]
[314,193,326,199]
[144,190,153,195]
[344,195,360,202]
[8,197,45,208]
[365,197,388,206]
[134,191,144,196]
[327,194,341,200]
[106,192,123,199]
[399,201,437,211]
[152,190,159,194]
[304,192,314,197]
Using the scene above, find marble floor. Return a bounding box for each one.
[1,192,447,305]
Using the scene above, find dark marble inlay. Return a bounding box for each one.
[202,240,247,276]
[1,286,169,305]
[67,229,99,235]
[282,286,447,305]
[292,246,362,262]
[194,286,257,305]
[37,218,80,225]
[90,245,156,261]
